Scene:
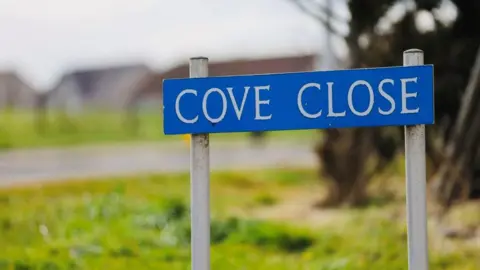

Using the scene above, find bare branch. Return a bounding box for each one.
[290,0,321,19]
[289,0,347,37]
[448,46,480,159]
[293,0,349,23]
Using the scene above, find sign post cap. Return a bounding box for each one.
[404,48,423,54]
[190,56,209,60]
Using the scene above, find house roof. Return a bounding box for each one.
[69,70,103,97]
[163,54,317,78]
[0,71,22,84]
[0,71,16,79]
[50,63,151,98]
[0,70,39,108]
[0,71,35,91]
[133,54,317,99]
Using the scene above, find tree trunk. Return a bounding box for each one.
[313,16,377,207]
[431,47,480,209]
[315,128,378,207]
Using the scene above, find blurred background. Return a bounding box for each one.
[0,0,479,269]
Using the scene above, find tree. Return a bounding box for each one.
[431,46,480,210]
[289,0,480,209]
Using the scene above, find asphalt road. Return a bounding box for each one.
[0,140,317,187]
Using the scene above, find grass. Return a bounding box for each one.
[0,169,478,269]
[0,110,316,149]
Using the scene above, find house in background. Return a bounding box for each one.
[0,71,38,110]
[129,54,317,111]
[46,63,152,114]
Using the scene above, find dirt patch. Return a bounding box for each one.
[250,188,479,253]
[429,201,480,253]
[250,187,351,228]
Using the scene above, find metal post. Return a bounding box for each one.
[403,49,429,270]
[189,57,210,270]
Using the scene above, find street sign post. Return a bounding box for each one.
[403,49,430,270]
[163,49,434,270]
[188,57,210,270]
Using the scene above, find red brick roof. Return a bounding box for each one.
[134,54,317,99]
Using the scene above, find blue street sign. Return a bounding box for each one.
[163,65,434,135]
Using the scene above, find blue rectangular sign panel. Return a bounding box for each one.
[163,65,434,135]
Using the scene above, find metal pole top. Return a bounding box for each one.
[190,56,209,61]
[404,48,424,54]
[403,49,424,67]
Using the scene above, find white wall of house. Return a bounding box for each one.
[134,91,163,113]
[47,78,84,115]
[46,65,153,113]
[93,66,152,111]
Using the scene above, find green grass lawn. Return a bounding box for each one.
[0,169,478,269]
[0,111,316,149]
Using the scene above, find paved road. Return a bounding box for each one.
[0,140,317,187]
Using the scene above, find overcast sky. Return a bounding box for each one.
[0,0,456,90]
[0,0,349,90]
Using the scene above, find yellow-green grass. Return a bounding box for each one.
[0,111,316,149]
[0,169,477,270]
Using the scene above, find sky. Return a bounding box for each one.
[0,0,345,90]
[0,0,456,91]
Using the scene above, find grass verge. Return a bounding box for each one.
[0,169,477,269]
[0,111,315,149]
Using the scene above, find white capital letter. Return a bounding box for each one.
[175,89,198,124]
[202,88,227,123]
[327,82,346,117]
[227,86,250,120]
[401,77,419,114]
[378,79,396,115]
[254,85,272,120]
[347,80,374,116]
[297,83,322,119]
